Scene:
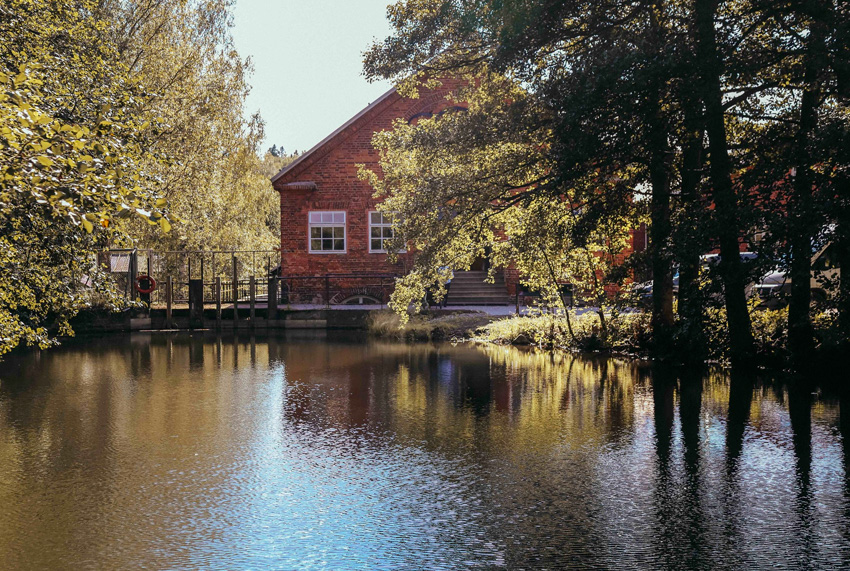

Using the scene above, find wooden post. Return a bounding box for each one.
[232,256,239,322]
[145,253,153,311]
[267,277,278,320]
[249,275,256,322]
[166,275,173,327]
[215,276,222,325]
[129,250,137,300]
[188,279,204,328]
[324,275,330,307]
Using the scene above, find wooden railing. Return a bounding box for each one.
[150,273,399,313]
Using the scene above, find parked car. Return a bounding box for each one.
[631,273,679,306]
[698,252,759,267]
[631,252,758,305]
[752,243,840,306]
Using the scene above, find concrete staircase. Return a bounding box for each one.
[444,270,511,306]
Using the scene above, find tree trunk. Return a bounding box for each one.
[676,87,706,358]
[833,11,850,350]
[693,0,755,368]
[788,14,828,366]
[838,227,850,337]
[649,142,675,357]
[647,2,675,359]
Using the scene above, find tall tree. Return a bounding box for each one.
[787,1,830,364]
[692,0,756,368]
[644,2,676,355]
[0,0,175,354]
[99,0,281,253]
[833,2,850,347]
[364,1,715,357]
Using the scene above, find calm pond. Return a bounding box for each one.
[0,331,849,570]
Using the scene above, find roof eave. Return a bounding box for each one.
[270,85,398,185]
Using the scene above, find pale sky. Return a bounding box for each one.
[231,0,395,155]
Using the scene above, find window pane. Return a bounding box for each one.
[333,226,344,238]
[311,239,321,251]
[371,239,383,251]
[371,227,381,238]
[309,212,320,223]
[370,212,381,224]
[383,227,393,238]
[318,227,329,239]
[333,239,344,250]
[310,227,321,239]
[333,212,345,223]
[322,238,333,250]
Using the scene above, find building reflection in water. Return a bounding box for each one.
[0,332,849,569]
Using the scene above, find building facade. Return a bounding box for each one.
[272,81,469,279]
[272,80,647,305]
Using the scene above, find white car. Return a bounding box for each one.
[752,243,839,305]
[632,252,758,304]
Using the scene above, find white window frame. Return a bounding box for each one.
[369,211,404,253]
[308,211,347,254]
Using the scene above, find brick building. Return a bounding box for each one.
[272,81,646,305]
[271,83,468,274]
[272,79,515,304]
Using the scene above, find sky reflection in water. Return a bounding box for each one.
[0,331,848,570]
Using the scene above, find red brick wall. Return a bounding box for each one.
[274,81,467,277]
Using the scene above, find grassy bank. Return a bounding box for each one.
[368,306,843,368]
[475,311,651,354]
[474,307,843,367]
[367,310,498,341]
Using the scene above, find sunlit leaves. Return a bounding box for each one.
[100,0,280,253]
[0,0,174,355]
[360,73,640,319]
[0,66,173,233]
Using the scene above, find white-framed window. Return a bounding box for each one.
[309,211,346,253]
[369,211,402,253]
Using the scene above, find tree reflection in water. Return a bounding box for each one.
[0,332,848,569]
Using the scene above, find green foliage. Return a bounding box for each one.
[476,311,652,354]
[0,68,172,231]
[360,74,641,320]
[100,0,281,252]
[477,306,839,367]
[364,0,850,366]
[0,0,284,355]
[0,0,175,355]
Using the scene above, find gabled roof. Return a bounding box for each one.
[271,85,398,185]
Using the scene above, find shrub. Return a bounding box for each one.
[474,310,652,354]
[475,306,838,367]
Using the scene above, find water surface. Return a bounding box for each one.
[0,332,848,569]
